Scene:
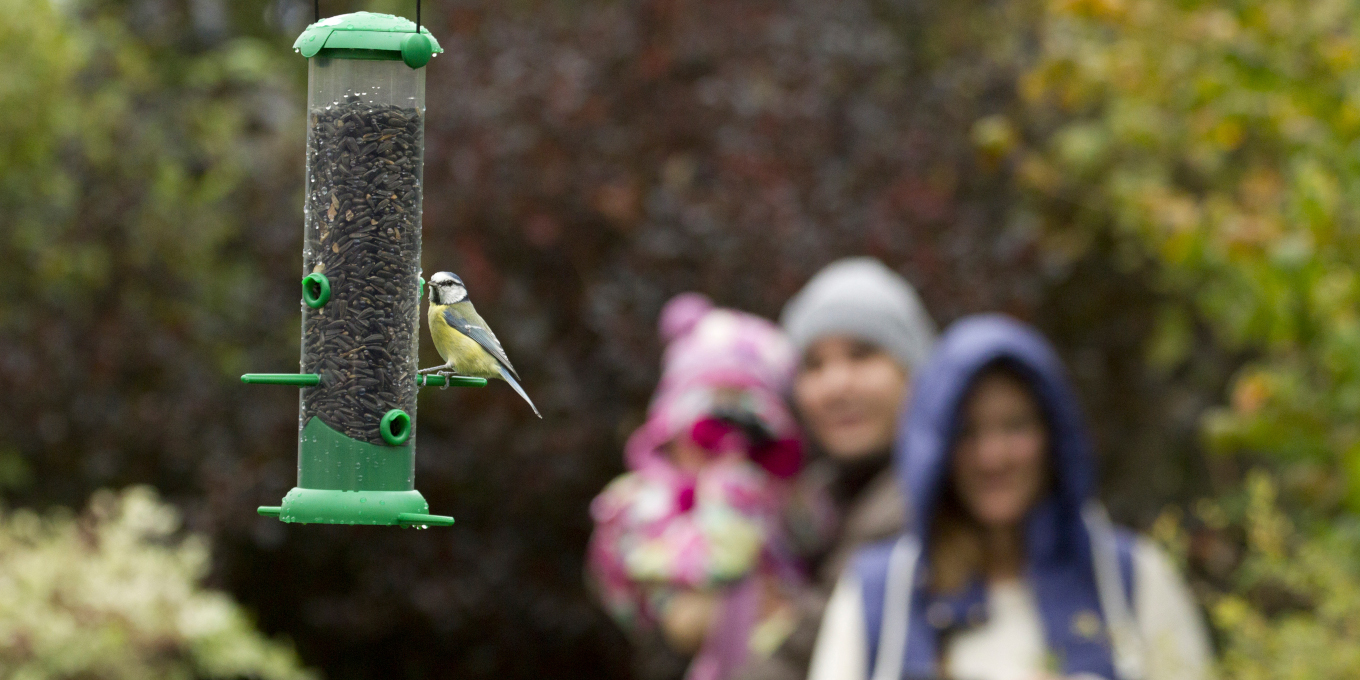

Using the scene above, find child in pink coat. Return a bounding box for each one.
[588,293,827,680]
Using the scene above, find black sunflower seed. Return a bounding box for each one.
[301,94,423,445]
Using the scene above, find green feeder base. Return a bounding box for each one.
[258,488,454,527]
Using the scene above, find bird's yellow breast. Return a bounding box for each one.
[428,304,501,378]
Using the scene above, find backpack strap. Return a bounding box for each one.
[855,540,892,673]
[854,535,920,680]
[856,509,1141,680]
[1083,501,1146,680]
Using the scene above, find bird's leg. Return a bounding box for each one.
[417,364,462,389]
[436,368,462,390]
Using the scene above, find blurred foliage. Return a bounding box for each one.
[1004,0,1360,674]
[0,0,303,507]
[0,0,1230,678]
[0,486,314,680]
[1212,474,1360,678]
[1151,472,1360,679]
[1010,0,1360,510]
[0,0,316,676]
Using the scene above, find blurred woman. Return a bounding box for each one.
[808,315,1211,680]
[587,293,817,680]
[730,257,937,680]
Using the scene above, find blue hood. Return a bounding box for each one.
[897,313,1097,544]
[855,314,1138,679]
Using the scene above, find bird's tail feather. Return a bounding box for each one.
[497,364,542,419]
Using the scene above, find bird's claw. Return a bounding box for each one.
[417,367,462,389]
[437,369,459,390]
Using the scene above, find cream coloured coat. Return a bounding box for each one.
[807,538,1213,680]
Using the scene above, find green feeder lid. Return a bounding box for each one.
[294,11,443,69]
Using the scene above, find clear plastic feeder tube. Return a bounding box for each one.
[301,57,426,456]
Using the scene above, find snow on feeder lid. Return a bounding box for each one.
[243,9,472,529]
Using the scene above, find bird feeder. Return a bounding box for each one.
[243,10,479,527]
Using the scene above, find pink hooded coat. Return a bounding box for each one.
[587,294,809,679]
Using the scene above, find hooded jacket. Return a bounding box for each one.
[853,315,1144,680]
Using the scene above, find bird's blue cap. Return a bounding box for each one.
[431,271,464,286]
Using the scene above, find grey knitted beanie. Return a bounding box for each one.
[779,257,937,370]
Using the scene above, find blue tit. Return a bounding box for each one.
[421,271,541,418]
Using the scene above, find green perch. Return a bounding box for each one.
[241,373,487,388]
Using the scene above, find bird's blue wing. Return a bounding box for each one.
[443,305,519,380]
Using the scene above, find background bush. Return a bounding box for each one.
[5,0,1346,677]
[1003,0,1360,674]
[0,486,313,680]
